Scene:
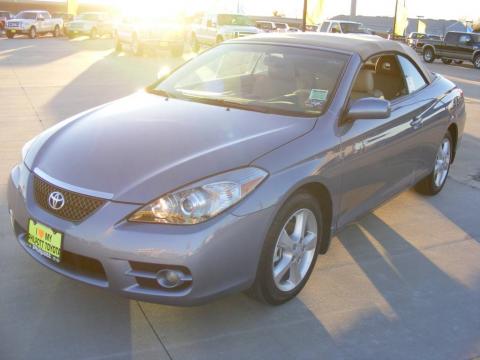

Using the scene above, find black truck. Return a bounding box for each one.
[422,31,480,69]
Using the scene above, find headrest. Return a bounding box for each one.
[353,70,375,92]
[375,55,401,75]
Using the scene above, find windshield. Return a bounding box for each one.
[76,13,102,21]
[16,12,37,20]
[218,14,254,27]
[153,44,348,117]
[340,22,365,33]
[276,23,288,29]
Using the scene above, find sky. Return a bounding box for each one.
[64,0,480,21]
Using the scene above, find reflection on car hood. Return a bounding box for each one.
[29,92,315,203]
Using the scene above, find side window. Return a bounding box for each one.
[459,34,472,44]
[397,56,427,94]
[43,12,51,19]
[445,33,458,43]
[320,22,329,32]
[330,23,341,33]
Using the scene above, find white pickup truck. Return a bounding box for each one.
[5,10,63,39]
[191,14,261,52]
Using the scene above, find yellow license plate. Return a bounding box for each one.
[27,219,63,263]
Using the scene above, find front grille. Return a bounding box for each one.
[34,176,105,222]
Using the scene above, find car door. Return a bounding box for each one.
[457,34,475,60]
[336,54,432,228]
[42,12,53,32]
[442,32,459,58]
[396,55,456,182]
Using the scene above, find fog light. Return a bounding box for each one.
[156,269,183,288]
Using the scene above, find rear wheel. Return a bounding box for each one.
[474,55,480,70]
[53,25,60,38]
[28,26,37,39]
[248,192,322,305]
[423,47,435,63]
[415,132,453,196]
[6,30,14,39]
[441,58,452,65]
[191,34,200,53]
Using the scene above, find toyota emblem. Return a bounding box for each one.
[48,191,65,210]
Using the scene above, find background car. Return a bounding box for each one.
[191,13,260,51]
[422,31,480,68]
[0,10,13,31]
[317,20,367,34]
[115,15,186,57]
[5,10,63,39]
[65,12,113,39]
[256,20,277,32]
[275,22,289,32]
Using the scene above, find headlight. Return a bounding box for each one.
[129,167,268,224]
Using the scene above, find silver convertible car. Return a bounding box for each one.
[8,33,465,305]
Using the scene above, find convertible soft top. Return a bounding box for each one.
[232,32,435,83]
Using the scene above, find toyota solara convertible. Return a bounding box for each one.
[8,33,465,305]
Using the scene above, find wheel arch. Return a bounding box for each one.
[423,44,436,55]
[448,123,458,162]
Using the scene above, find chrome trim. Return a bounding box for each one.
[33,167,114,200]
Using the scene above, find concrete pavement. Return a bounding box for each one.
[1,37,479,360]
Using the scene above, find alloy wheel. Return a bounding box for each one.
[434,137,451,188]
[272,208,318,292]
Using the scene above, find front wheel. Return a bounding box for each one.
[441,58,452,65]
[6,30,15,39]
[474,55,480,70]
[415,132,453,196]
[248,192,322,305]
[423,47,435,63]
[28,26,37,39]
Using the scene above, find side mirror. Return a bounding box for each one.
[346,98,391,121]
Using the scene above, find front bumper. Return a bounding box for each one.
[7,164,274,305]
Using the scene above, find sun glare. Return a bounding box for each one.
[115,0,189,19]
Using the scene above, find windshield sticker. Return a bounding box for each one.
[306,89,328,108]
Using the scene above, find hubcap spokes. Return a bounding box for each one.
[434,138,451,187]
[272,209,318,292]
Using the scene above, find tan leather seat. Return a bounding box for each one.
[351,70,384,100]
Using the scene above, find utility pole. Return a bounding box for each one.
[350,0,357,17]
[302,0,307,32]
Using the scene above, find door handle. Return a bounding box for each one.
[410,116,422,129]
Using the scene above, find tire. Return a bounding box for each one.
[6,30,14,39]
[441,58,452,65]
[216,36,224,44]
[191,34,200,53]
[53,25,60,38]
[115,36,122,52]
[415,132,453,196]
[474,54,480,70]
[170,44,184,57]
[90,27,97,39]
[28,26,37,39]
[454,60,463,65]
[248,191,323,305]
[423,47,435,63]
[67,32,75,39]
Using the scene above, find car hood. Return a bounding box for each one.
[28,92,315,204]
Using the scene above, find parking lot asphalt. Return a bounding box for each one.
[1,36,479,360]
